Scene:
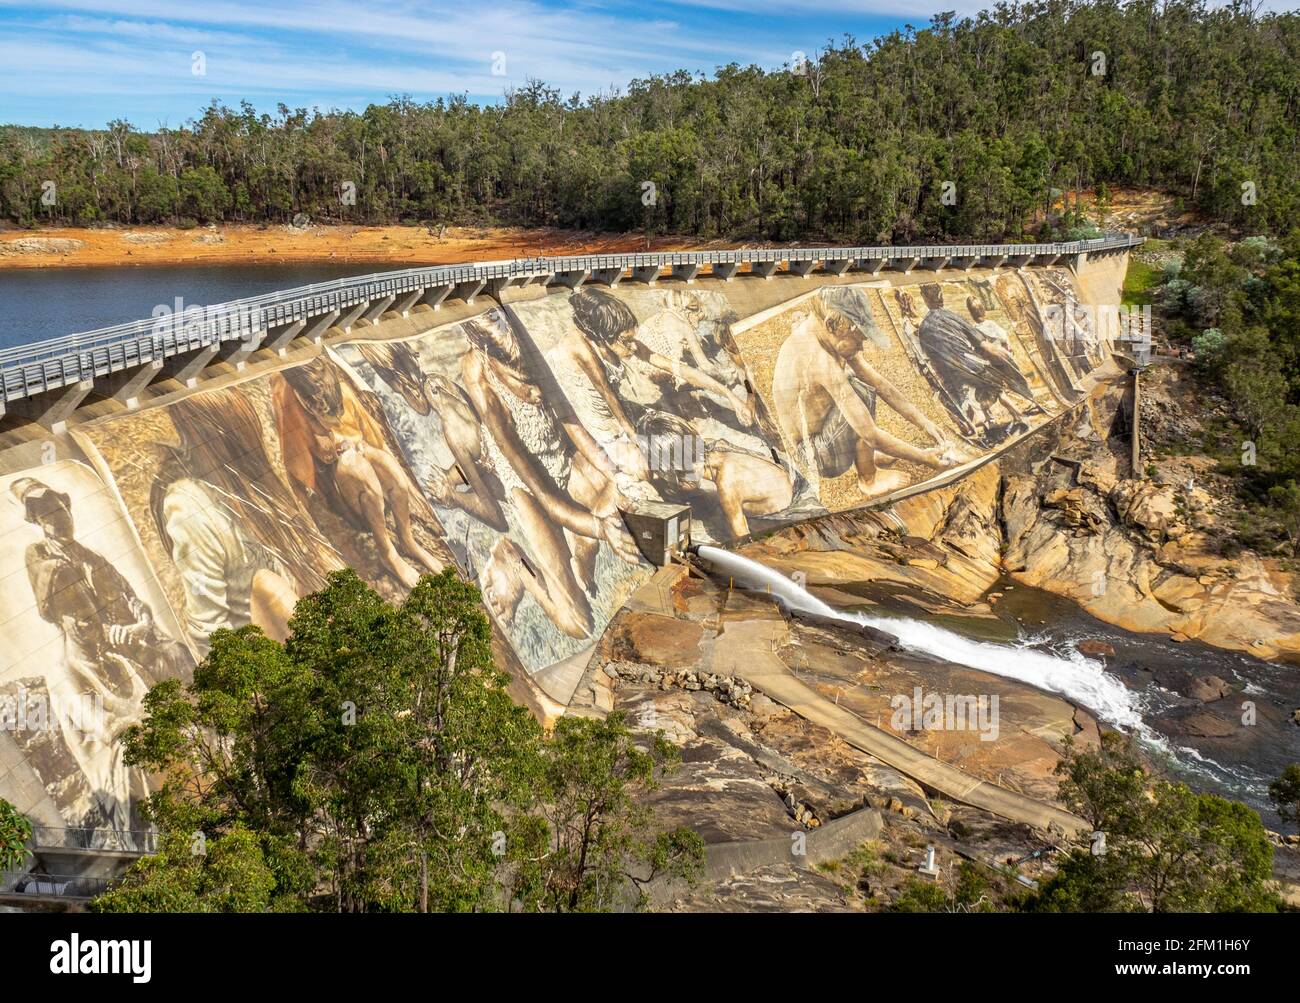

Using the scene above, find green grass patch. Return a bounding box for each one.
[1122,257,1160,307]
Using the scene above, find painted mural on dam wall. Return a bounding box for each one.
[0,458,192,834]
[0,267,1116,835]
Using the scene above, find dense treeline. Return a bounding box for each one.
[1149,230,1300,555]
[1,0,1297,242]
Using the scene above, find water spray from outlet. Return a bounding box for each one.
[693,545,1148,732]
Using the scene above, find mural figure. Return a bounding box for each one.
[909,283,1044,446]
[354,341,510,532]
[460,312,640,640]
[273,356,444,589]
[1021,269,1105,378]
[772,298,964,498]
[524,286,817,540]
[638,411,794,537]
[9,476,189,832]
[149,388,323,650]
[569,288,755,429]
[993,273,1079,402]
[14,477,188,690]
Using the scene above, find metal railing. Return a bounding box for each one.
[1,868,116,900]
[0,233,1142,407]
[30,825,157,854]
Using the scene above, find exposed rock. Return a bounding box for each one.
[604,659,754,710]
[1187,674,1231,703]
[999,391,1300,660]
[608,611,703,668]
[0,236,85,255]
[1077,640,1116,658]
[1042,486,1109,532]
[120,230,170,245]
[1110,480,1181,540]
[1162,707,1238,739]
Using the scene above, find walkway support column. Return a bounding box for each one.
[218,331,265,371]
[590,266,624,287]
[268,318,309,355]
[554,269,588,291]
[452,278,487,303]
[103,359,163,410]
[338,302,368,334]
[421,285,453,310]
[361,295,395,324]
[159,344,219,389]
[7,379,95,433]
[394,289,422,316]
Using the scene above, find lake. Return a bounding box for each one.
[0,263,382,352]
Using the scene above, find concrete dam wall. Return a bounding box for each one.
[0,255,1126,837]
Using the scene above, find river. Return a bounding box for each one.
[855,579,1300,827]
[0,263,373,351]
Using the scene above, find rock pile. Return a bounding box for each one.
[603,660,754,710]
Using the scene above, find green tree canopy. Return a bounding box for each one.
[1028,734,1281,913]
[95,569,701,913]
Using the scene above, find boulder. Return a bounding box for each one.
[1042,486,1108,532]
[1110,480,1180,539]
[1163,708,1237,739]
[1077,639,1116,658]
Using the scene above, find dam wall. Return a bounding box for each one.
[0,251,1128,838]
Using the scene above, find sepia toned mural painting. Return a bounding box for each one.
[332,307,650,683]
[507,286,823,543]
[1,457,192,837]
[0,266,1112,834]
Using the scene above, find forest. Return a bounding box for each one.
[0,0,1297,243]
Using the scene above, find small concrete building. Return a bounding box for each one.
[620,501,691,567]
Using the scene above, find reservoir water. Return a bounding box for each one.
[0,263,375,351]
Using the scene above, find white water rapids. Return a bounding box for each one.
[694,545,1148,731]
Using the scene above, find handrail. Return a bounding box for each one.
[1,869,115,899]
[29,825,157,853]
[0,234,1142,403]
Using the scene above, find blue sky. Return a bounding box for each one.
[3,1,1281,129]
[0,0,965,128]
